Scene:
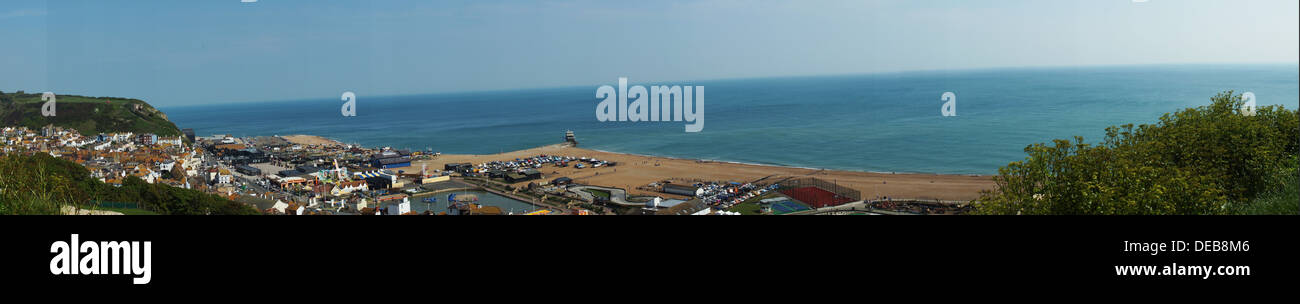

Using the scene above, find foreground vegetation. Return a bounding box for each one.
[1233,158,1298,215]
[0,153,258,215]
[975,91,1299,215]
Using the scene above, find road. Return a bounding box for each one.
[566,185,638,206]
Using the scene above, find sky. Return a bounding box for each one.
[1,0,1297,106]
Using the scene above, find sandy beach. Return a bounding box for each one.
[383,144,995,201]
[281,135,346,147]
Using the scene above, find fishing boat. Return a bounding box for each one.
[444,192,482,215]
[523,209,552,215]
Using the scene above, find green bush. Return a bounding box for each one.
[0,154,259,215]
[1234,157,1298,215]
[0,156,83,214]
[975,91,1299,215]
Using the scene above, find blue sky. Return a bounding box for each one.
[1,0,1297,106]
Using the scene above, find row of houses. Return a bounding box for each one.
[2,126,207,189]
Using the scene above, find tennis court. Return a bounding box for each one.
[770,200,811,214]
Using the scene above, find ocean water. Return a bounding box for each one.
[164,64,1299,175]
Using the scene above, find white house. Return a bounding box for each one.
[156,136,182,146]
[159,160,176,172]
[110,132,134,142]
[144,171,160,184]
[62,137,94,148]
[386,198,411,215]
[332,180,368,196]
[217,169,233,184]
[354,198,369,211]
[271,200,289,214]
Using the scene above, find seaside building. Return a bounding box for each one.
[647,198,689,209]
[551,177,573,186]
[376,194,408,206]
[370,150,411,169]
[505,169,543,183]
[445,163,473,173]
[135,134,157,146]
[157,136,183,146]
[419,175,450,185]
[274,176,309,189]
[662,184,703,197]
[159,160,176,172]
[297,165,325,175]
[271,200,290,214]
[235,164,262,176]
[110,132,134,143]
[311,184,334,196]
[333,180,368,196]
[365,174,397,190]
[654,199,710,215]
[504,173,528,183]
[216,169,233,184]
[385,198,411,215]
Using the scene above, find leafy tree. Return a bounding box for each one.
[167,168,186,181]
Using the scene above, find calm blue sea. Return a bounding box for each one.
[163,64,1300,175]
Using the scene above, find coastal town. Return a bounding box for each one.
[3,124,989,215]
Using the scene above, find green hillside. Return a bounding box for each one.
[0,90,182,136]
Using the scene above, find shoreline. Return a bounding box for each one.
[281,134,994,177]
[580,147,992,177]
[278,134,996,201]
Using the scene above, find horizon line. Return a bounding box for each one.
[40,61,1295,110]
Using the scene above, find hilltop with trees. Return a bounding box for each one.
[0,90,182,136]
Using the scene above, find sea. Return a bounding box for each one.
[163,64,1300,175]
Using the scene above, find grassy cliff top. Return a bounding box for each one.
[0,91,182,136]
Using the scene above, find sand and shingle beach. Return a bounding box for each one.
[281,135,345,147]
[279,135,994,200]
[396,144,995,201]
